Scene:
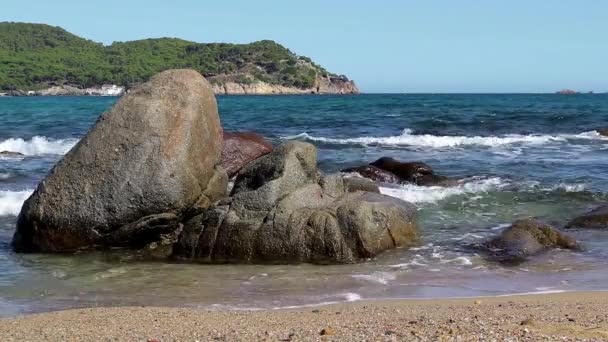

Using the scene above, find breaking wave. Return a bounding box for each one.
[379,177,508,204]
[0,136,77,156]
[287,129,603,148]
[0,190,32,216]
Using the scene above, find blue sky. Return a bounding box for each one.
[2,0,607,93]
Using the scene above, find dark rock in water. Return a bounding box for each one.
[566,205,608,229]
[341,165,402,184]
[173,141,418,264]
[13,69,227,252]
[370,157,433,183]
[222,131,273,178]
[0,151,24,158]
[597,128,608,137]
[345,157,456,186]
[482,219,580,264]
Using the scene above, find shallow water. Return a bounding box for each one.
[1,94,607,316]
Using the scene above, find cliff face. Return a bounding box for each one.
[210,75,359,95]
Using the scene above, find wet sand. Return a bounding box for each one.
[1,291,607,341]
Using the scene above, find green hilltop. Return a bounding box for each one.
[0,22,351,91]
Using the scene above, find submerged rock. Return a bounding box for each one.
[13,69,227,252]
[0,151,24,158]
[343,157,456,186]
[482,219,580,264]
[341,165,403,184]
[566,205,608,229]
[173,141,418,264]
[221,131,273,178]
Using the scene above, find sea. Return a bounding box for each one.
[1,94,607,316]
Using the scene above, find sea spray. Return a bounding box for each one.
[379,177,508,204]
[0,190,32,216]
[0,136,77,156]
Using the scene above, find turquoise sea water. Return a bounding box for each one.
[1,94,608,315]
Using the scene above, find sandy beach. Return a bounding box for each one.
[1,292,607,341]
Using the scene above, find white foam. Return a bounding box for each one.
[0,189,32,216]
[342,292,362,302]
[0,173,11,180]
[0,136,77,156]
[287,129,603,148]
[440,256,473,266]
[379,177,508,204]
[390,254,428,268]
[490,223,511,231]
[550,183,587,192]
[352,272,396,285]
[450,233,485,241]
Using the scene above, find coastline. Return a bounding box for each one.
[2,292,607,341]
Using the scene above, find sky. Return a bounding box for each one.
[2,0,607,93]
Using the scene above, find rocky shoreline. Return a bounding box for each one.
[1,76,359,97]
[9,69,608,267]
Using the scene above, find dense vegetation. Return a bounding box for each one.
[0,22,339,90]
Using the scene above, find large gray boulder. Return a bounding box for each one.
[482,219,580,264]
[13,69,227,252]
[173,141,418,264]
[566,205,608,229]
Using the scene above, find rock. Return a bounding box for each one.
[320,327,335,336]
[209,75,358,95]
[0,151,24,158]
[319,174,380,198]
[173,141,418,264]
[346,157,456,186]
[482,219,580,264]
[597,128,608,137]
[13,69,227,252]
[222,131,273,178]
[370,158,433,182]
[566,205,608,229]
[341,165,403,184]
[35,85,85,96]
[556,89,579,95]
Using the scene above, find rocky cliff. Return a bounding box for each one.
[210,75,359,95]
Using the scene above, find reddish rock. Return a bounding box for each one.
[222,132,273,177]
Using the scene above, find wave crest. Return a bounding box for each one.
[0,136,77,156]
[287,129,603,148]
[0,190,32,216]
[379,177,508,204]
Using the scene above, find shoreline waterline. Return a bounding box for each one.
[2,291,607,341]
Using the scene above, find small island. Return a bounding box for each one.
[0,22,359,95]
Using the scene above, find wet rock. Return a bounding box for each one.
[222,131,273,178]
[0,151,24,158]
[598,128,608,137]
[341,165,402,184]
[13,69,227,252]
[173,141,418,264]
[345,157,456,186]
[370,157,434,182]
[482,219,580,264]
[566,205,608,229]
